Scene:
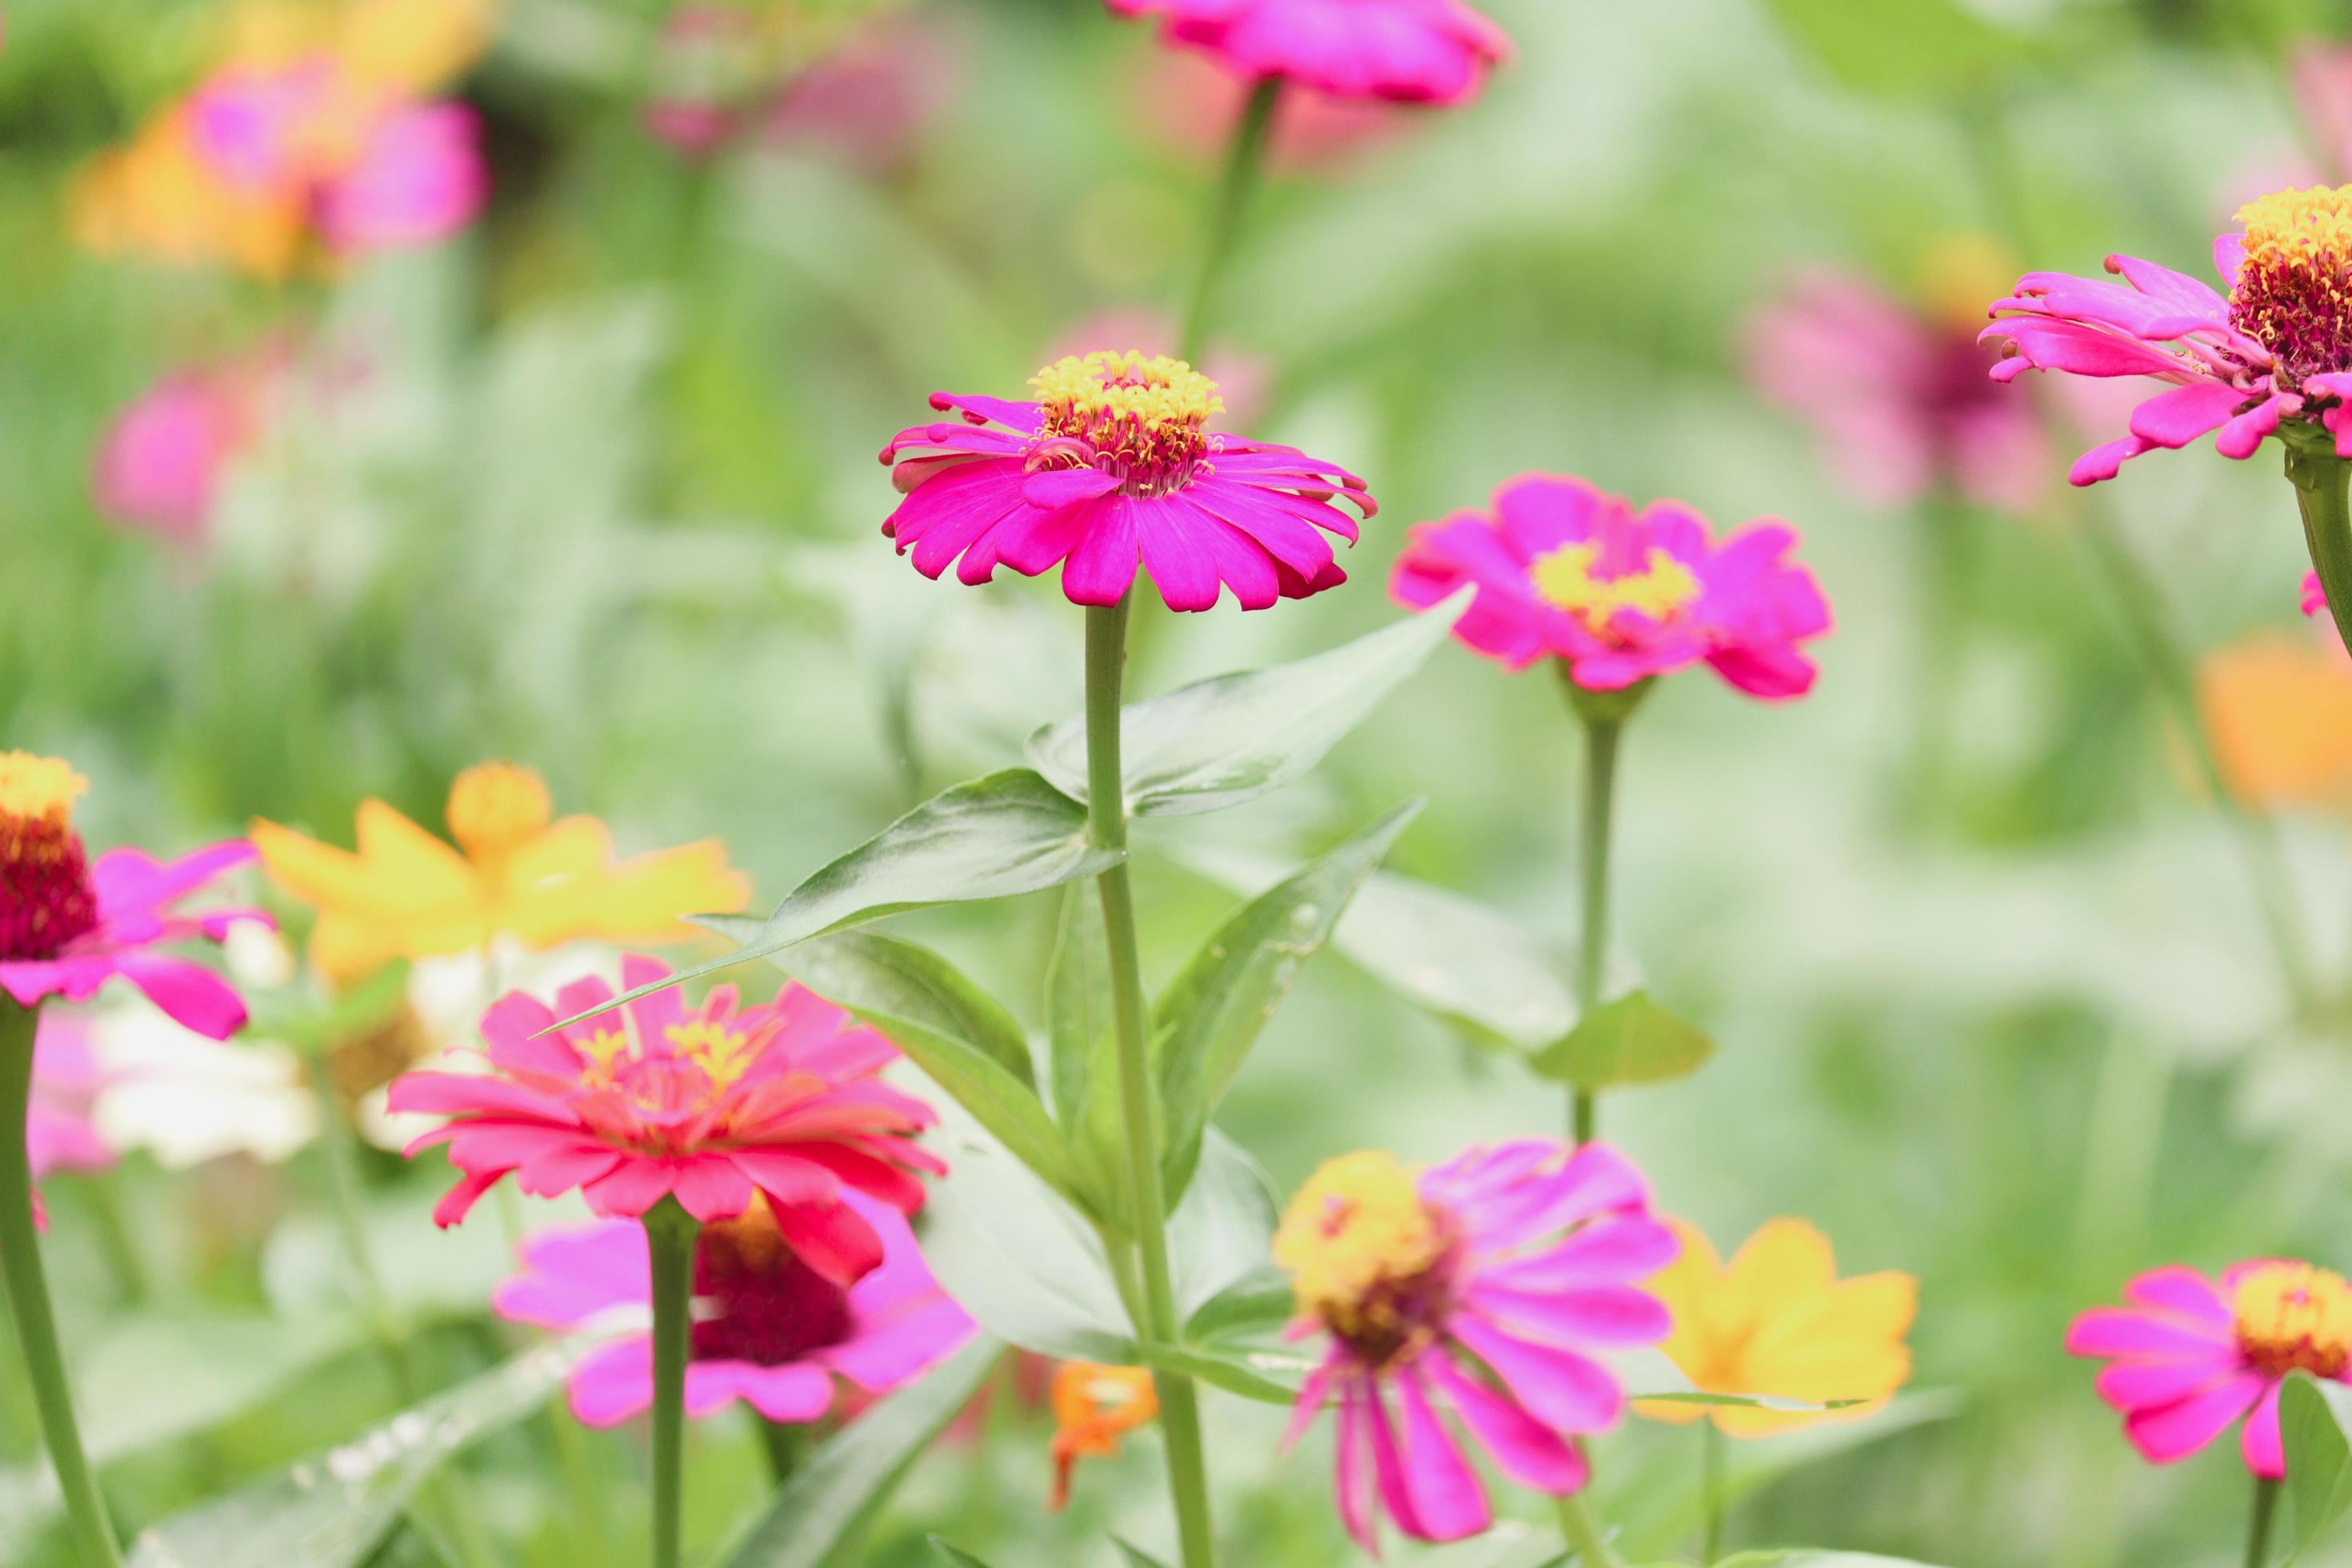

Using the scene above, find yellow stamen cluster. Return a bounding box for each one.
[2236,186,2352,270]
[2230,186,2352,380]
[0,752,99,962]
[445,762,553,861]
[1530,543,1701,631]
[2233,1262,2352,1379]
[0,753,88,830]
[1274,1151,1450,1353]
[1028,350,1224,494]
[664,1020,758,1086]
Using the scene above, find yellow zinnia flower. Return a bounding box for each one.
[250,762,751,984]
[2198,631,2352,810]
[1639,1217,1917,1438]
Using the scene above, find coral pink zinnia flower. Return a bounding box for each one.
[1106,0,1512,106]
[2068,1260,2352,1477]
[494,1190,976,1426]
[1981,185,2352,486]
[1391,473,1832,698]
[1273,1142,1676,1550]
[879,350,1374,611]
[386,954,946,1286]
[0,754,269,1041]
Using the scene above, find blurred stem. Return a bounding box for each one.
[1903,500,1977,826]
[1566,677,1643,1145]
[2074,500,2319,1019]
[1699,1422,1726,1563]
[0,999,122,1567]
[1084,596,1219,1568]
[1179,78,1282,364]
[2247,1474,2281,1568]
[646,1197,701,1568]
[758,1417,806,1486]
[1554,1492,1624,1568]
[82,1172,148,1306]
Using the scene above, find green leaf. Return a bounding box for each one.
[720,1336,1003,1568]
[1150,802,1422,1195]
[1758,0,2033,98]
[1168,1130,1282,1323]
[558,768,1118,1026]
[926,1540,996,1568]
[751,928,1036,1089]
[125,1342,589,1568]
[2284,1371,2352,1559]
[1026,589,1471,817]
[1183,1265,1293,1344]
[1528,990,1715,1092]
[1112,1542,1171,1568]
[1045,882,1112,1126]
[1132,1341,1314,1407]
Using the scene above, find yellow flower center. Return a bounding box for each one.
[664,1020,758,1086]
[1530,543,1701,631]
[1028,350,1224,497]
[2234,1262,2352,1379]
[1274,1151,1454,1363]
[2230,185,2352,381]
[0,753,87,829]
[1914,231,2020,332]
[445,762,553,862]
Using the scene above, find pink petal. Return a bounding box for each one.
[2122,1372,2267,1466]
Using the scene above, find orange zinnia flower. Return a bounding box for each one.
[2199,630,2352,809]
[1047,1362,1158,1511]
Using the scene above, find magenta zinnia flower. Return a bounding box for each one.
[386,954,945,1286]
[28,1014,112,1182]
[879,350,1374,611]
[1391,473,1832,698]
[1273,1142,1675,1550]
[0,754,268,1041]
[2068,1260,2352,1477]
[1105,0,1512,106]
[1981,186,2352,484]
[494,1190,976,1426]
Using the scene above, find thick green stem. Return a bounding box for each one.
[1699,1422,1726,1564]
[1566,681,1638,1145]
[2247,1473,2281,1568]
[1555,1491,1625,1568]
[0,999,122,1566]
[1084,598,1218,1568]
[646,1198,701,1568]
[1178,78,1282,365]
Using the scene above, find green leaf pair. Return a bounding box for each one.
[2281,1372,2352,1560]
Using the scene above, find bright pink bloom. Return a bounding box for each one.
[1106,0,1511,106]
[93,371,248,544]
[1274,1142,1676,1550]
[386,954,945,1286]
[878,350,1374,611]
[2067,1260,2352,1478]
[1392,473,1831,698]
[28,1014,113,1182]
[494,1189,976,1427]
[1747,269,2047,515]
[2306,570,2328,617]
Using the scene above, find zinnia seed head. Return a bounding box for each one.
[2233,1261,2352,1379]
[1274,1150,1455,1365]
[0,752,99,964]
[1530,542,1702,631]
[2230,185,2352,383]
[692,1198,856,1366]
[1027,350,1224,497]
[445,761,552,862]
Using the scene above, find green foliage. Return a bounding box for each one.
[2284,1373,2352,1559]
[927,1538,997,1568]
[1757,0,2037,97]
[1528,990,1717,1092]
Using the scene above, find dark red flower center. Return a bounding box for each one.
[692,1201,855,1366]
[0,755,100,964]
[2229,187,2352,384]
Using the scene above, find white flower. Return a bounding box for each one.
[90,1003,317,1169]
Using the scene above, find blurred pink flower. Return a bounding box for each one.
[29,1013,113,1182]
[494,1190,975,1427]
[642,6,766,157]
[93,370,252,545]
[2294,44,2352,184]
[1392,474,1832,698]
[1135,48,1405,173]
[1746,269,2048,514]
[765,14,960,177]
[1106,0,1511,106]
[2068,1261,2352,1477]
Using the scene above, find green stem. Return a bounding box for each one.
[1568,692,1632,1145]
[1178,78,1282,364]
[1904,499,1978,826]
[1700,1422,1726,1564]
[646,1198,699,1568]
[2247,1474,2282,1568]
[1083,597,1218,1568]
[758,1417,807,1487]
[80,1177,147,1306]
[0,999,122,1566]
[1555,1490,1625,1568]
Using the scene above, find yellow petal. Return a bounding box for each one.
[340,0,493,91]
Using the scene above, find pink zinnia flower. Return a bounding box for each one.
[1391,473,1832,698]
[93,370,249,545]
[1980,185,2352,486]
[1272,1142,1676,1550]
[1105,0,1512,106]
[386,954,946,1286]
[878,350,1374,611]
[494,1189,976,1427]
[2068,1260,2352,1477]
[28,1014,113,1182]
[1746,266,2048,515]
[0,754,268,1041]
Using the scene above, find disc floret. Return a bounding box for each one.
[1027,350,1226,497]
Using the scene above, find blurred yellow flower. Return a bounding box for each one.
[250,762,751,984]
[1639,1217,1916,1438]
[2198,632,2352,809]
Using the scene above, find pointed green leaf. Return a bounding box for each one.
[1132,1341,1314,1407]
[720,1336,1004,1568]
[750,927,1036,1090]
[558,768,1117,1028]
[927,1540,996,1568]
[1026,589,1471,817]
[845,1003,1082,1211]
[1150,802,1421,1196]
[1183,1265,1293,1344]
[1167,1130,1282,1322]
[1528,990,1714,1092]
[1045,882,1112,1126]
[2285,1371,2352,1559]
[1113,1542,1172,1568]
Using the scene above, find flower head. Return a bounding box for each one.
[387,954,945,1285]
[494,1189,974,1427]
[1979,183,2352,483]
[2069,1260,2352,1476]
[1105,0,1512,106]
[1638,1218,1916,1438]
[0,754,269,1039]
[1047,1362,1159,1510]
[1276,1141,1675,1550]
[1391,474,1831,698]
[251,762,751,985]
[94,354,279,546]
[878,349,1374,612]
